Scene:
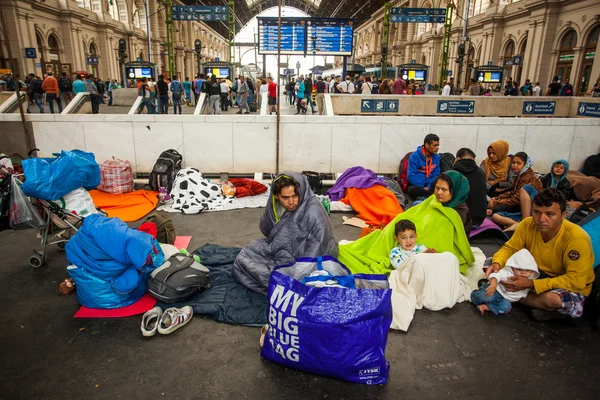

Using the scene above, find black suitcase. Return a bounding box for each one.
[248,101,257,112]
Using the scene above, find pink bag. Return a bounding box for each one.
[98,157,134,194]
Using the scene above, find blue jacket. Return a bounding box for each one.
[73,79,86,94]
[407,145,440,188]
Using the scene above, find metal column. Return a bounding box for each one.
[438,2,454,92]
[164,0,175,77]
[381,2,392,78]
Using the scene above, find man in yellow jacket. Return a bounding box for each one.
[487,188,595,320]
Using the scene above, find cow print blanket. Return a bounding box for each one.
[160,168,269,214]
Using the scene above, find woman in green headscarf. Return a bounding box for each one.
[432,171,472,235]
[338,170,475,276]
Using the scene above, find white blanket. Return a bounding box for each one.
[159,168,269,214]
[389,247,486,332]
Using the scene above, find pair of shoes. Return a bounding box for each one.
[294,112,299,115]
[236,111,242,114]
[141,306,193,336]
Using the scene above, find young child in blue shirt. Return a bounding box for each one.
[389,220,436,269]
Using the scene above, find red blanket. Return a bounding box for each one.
[229,178,268,198]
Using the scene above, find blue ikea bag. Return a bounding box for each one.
[578,210,600,269]
[22,150,100,200]
[260,256,392,385]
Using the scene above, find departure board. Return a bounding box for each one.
[257,17,355,56]
[258,17,307,55]
[307,19,354,56]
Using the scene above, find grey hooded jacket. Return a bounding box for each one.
[232,171,338,294]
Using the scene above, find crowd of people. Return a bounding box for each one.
[0,71,119,114]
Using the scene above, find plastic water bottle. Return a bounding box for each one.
[159,187,167,202]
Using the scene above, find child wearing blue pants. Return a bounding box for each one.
[471,249,539,315]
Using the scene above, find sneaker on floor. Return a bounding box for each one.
[141,306,163,337]
[158,306,194,335]
[531,309,568,322]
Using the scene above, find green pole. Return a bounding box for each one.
[438,2,454,93]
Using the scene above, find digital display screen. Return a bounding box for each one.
[126,67,153,79]
[258,17,307,55]
[258,17,354,56]
[402,70,426,81]
[306,18,353,56]
[484,72,501,83]
[205,67,230,79]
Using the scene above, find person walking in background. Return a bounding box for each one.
[379,79,392,94]
[286,78,296,107]
[220,78,230,111]
[156,74,169,114]
[28,74,45,113]
[72,74,85,95]
[546,76,561,96]
[42,72,62,114]
[84,75,99,114]
[259,78,268,108]
[533,81,541,96]
[441,81,451,96]
[560,77,574,96]
[304,73,316,113]
[315,76,327,115]
[267,76,277,115]
[170,75,184,114]
[184,77,192,106]
[392,75,406,94]
[58,72,73,106]
[236,75,250,114]
[207,75,221,114]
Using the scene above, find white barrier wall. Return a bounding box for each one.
[2,114,599,174]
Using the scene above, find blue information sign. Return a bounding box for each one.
[172,6,228,21]
[447,69,452,76]
[258,17,354,56]
[512,55,523,66]
[361,99,399,113]
[391,8,446,23]
[577,102,600,117]
[522,101,555,115]
[307,18,353,56]
[87,56,99,65]
[25,48,36,59]
[437,100,475,114]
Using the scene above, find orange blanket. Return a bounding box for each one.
[340,186,403,226]
[89,190,159,222]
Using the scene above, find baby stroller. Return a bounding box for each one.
[29,198,85,268]
[1,166,86,268]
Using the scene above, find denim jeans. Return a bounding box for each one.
[46,93,63,114]
[108,91,113,105]
[172,94,182,114]
[158,94,169,114]
[471,284,512,315]
[142,98,156,114]
[33,93,44,113]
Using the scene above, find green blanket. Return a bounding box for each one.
[338,196,475,275]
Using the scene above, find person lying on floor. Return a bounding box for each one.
[487,152,543,231]
[233,172,338,294]
[485,188,595,321]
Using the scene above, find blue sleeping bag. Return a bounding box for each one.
[66,214,165,309]
[579,210,600,269]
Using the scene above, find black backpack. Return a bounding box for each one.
[149,149,183,193]
[302,171,323,193]
[58,77,72,93]
[147,254,211,303]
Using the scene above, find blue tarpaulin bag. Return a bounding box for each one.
[22,150,100,200]
[260,256,392,385]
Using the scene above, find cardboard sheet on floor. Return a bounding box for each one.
[74,293,156,318]
[89,189,159,222]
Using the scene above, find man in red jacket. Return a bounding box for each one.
[41,72,62,114]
